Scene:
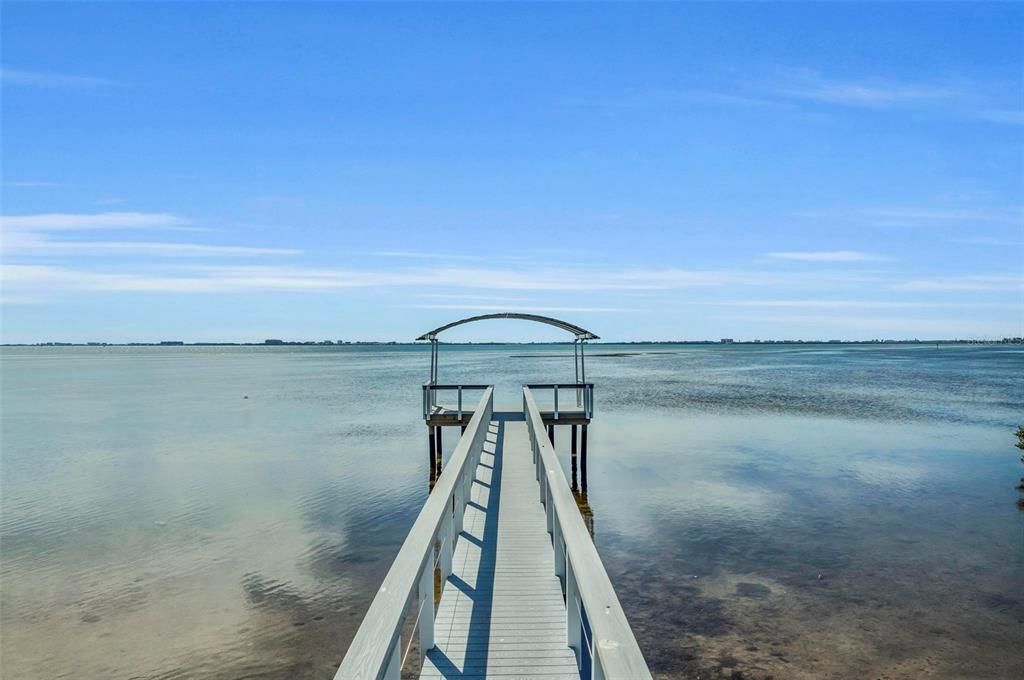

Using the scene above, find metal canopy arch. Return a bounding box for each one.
[419,313,597,402]
[416,313,599,341]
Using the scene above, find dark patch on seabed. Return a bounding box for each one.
[596,510,1024,680]
[736,582,771,598]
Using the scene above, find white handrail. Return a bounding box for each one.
[335,388,494,680]
[523,387,651,680]
[524,382,595,419]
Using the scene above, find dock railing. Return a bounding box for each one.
[525,382,594,420]
[335,387,494,680]
[523,386,651,680]
[421,382,492,420]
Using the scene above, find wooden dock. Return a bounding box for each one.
[421,415,580,679]
[334,314,650,680]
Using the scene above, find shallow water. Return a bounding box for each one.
[1,344,1022,679]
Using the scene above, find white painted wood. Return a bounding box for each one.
[383,642,400,680]
[420,417,580,679]
[566,564,582,658]
[334,389,494,680]
[339,384,648,680]
[418,546,435,657]
[523,388,652,680]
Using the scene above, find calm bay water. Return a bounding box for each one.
[1,343,1022,679]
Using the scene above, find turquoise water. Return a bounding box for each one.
[1,344,1022,679]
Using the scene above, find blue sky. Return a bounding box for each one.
[2,2,1022,343]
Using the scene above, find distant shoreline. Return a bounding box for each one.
[3,339,1022,347]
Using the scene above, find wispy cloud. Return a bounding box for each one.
[2,211,189,231]
[862,206,1021,228]
[691,299,1005,309]
[371,250,482,261]
[0,263,771,297]
[9,241,300,258]
[953,236,1024,247]
[1,68,123,90]
[1,211,296,259]
[416,293,534,303]
[561,88,790,111]
[761,68,953,109]
[715,313,1016,337]
[2,180,61,188]
[405,304,634,313]
[369,250,545,265]
[595,68,1022,126]
[892,275,1024,292]
[975,109,1024,126]
[796,205,1023,228]
[766,250,889,263]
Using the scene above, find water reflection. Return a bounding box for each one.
[572,489,594,538]
[1,344,1021,679]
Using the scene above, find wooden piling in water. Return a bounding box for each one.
[581,424,588,492]
[428,427,436,474]
[571,424,579,490]
[435,427,443,470]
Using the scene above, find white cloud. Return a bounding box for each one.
[976,109,1024,126]
[954,236,1024,247]
[1,211,297,259]
[1,212,188,231]
[2,180,61,188]
[892,275,1024,292]
[405,304,634,313]
[9,241,300,257]
[766,250,888,262]
[0,263,770,297]
[715,312,1018,337]
[416,293,534,302]
[764,68,953,108]
[796,205,1023,228]
[1,68,122,90]
[370,251,485,261]
[691,299,1006,309]
[863,207,1021,227]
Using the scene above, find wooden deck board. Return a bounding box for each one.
[419,417,580,680]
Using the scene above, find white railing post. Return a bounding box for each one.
[545,481,553,534]
[553,507,565,580]
[439,521,453,579]
[418,549,435,657]
[454,479,465,538]
[554,386,559,420]
[383,639,401,680]
[566,560,581,654]
[457,386,462,420]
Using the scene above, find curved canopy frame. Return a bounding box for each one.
[416,313,599,341]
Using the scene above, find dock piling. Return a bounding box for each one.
[581,424,588,492]
[428,427,436,474]
[434,427,443,470]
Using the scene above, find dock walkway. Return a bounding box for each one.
[422,415,580,679]
[335,380,650,680]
